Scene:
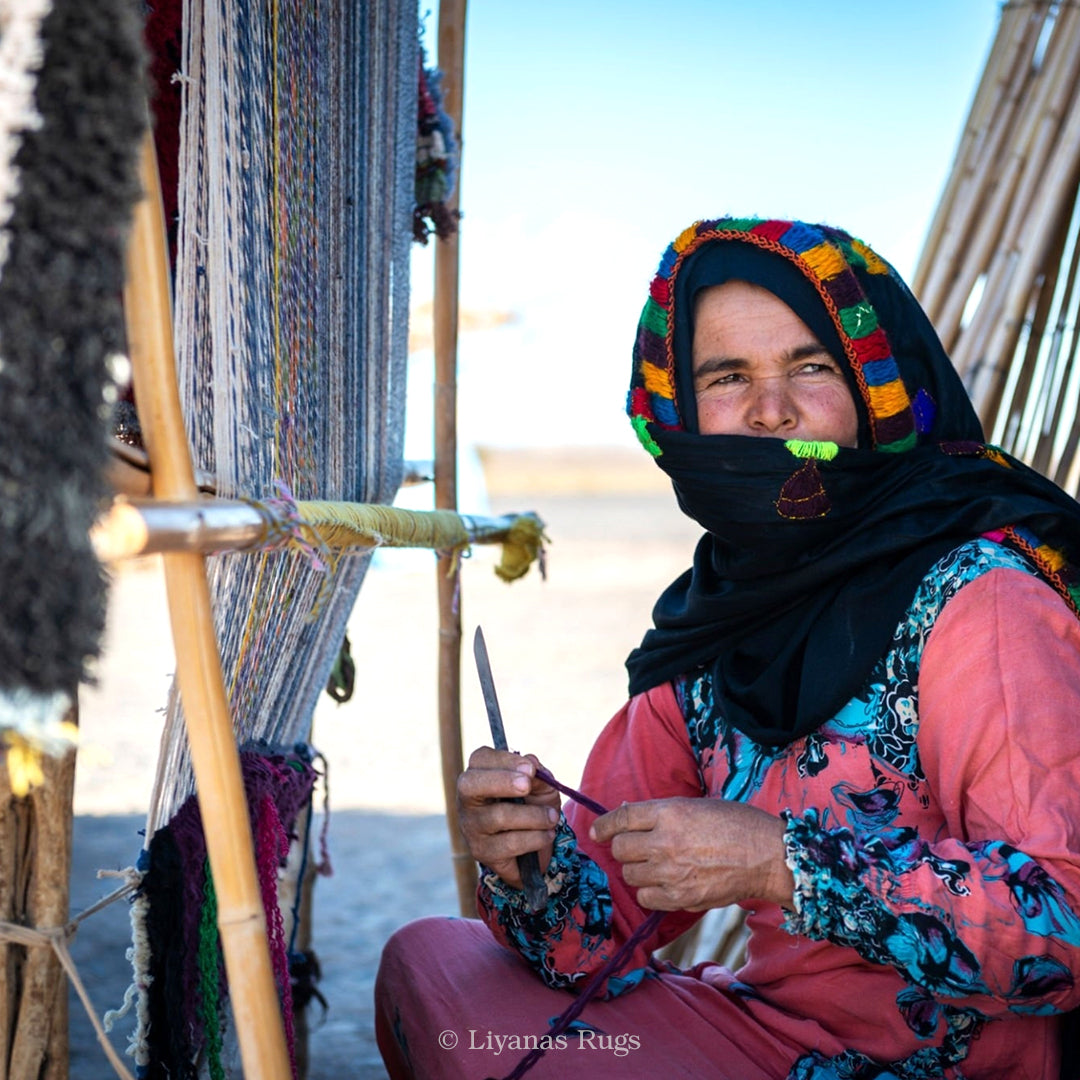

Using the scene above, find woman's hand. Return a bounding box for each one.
[590,797,794,911]
[457,747,561,890]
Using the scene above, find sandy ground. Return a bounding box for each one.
[68,447,703,1078]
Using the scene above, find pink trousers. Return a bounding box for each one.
[374,916,843,1079]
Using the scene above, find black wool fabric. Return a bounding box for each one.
[625,224,1080,747]
[0,0,146,695]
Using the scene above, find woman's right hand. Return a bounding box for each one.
[457,747,561,890]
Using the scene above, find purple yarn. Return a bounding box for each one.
[534,765,608,817]
[488,769,667,1080]
[147,749,319,1063]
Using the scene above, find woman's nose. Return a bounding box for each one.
[745,377,797,434]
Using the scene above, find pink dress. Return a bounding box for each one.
[376,540,1080,1078]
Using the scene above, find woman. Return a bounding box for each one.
[376,217,1080,1079]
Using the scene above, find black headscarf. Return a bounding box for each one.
[625,217,1080,747]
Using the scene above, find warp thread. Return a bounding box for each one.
[488,769,666,1080]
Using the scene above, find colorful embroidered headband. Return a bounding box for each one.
[627,217,919,456]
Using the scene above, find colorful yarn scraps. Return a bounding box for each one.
[626,217,919,455]
[137,749,319,1080]
[413,54,459,244]
[1001,524,1080,617]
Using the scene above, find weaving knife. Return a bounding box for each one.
[473,626,549,913]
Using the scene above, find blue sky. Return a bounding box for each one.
[408,1,1002,454]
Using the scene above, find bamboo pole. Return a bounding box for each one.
[940,4,1080,352]
[433,0,477,918]
[124,133,292,1080]
[912,0,1030,302]
[917,2,1047,319]
[963,79,1080,426]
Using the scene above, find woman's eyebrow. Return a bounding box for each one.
[694,341,831,379]
[693,356,746,379]
[784,341,831,362]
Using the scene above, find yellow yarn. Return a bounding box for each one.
[2,721,77,797]
[290,502,548,581]
[494,514,550,583]
[1038,544,1066,573]
[673,224,698,253]
[800,242,847,281]
[866,380,910,418]
[642,361,673,397]
[853,239,889,275]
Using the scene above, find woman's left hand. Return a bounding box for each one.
[590,797,794,911]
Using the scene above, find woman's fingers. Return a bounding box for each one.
[456,747,561,888]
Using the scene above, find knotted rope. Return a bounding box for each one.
[0,871,142,1080]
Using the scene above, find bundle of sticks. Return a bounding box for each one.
[913,0,1080,493]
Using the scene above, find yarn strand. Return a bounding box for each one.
[489,770,666,1080]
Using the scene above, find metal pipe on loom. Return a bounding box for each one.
[91,495,547,566]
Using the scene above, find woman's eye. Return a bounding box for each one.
[795,361,837,376]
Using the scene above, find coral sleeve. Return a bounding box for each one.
[478,681,704,993]
[784,567,1080,1018]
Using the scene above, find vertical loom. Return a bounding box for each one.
[125,1,419,1077]
[149,0,416,818]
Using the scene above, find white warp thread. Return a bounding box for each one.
[148,0,417,829]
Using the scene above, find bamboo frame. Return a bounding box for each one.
[433,0,477,918]
[963,74,1080,423]
[943,4,1080,358]
[916,2,1048,321]
[124,133,292,1080]
[914,0,1037,307]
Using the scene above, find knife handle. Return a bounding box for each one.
[516,845,548,913]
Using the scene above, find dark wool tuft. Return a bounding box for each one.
[0,0,146,694]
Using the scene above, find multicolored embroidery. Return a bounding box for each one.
[626,217,917,455]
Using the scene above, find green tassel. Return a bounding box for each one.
[631,415,662,457]
[1068,583,1080,614]
[784,439,839,461]
[719,218,758,233]
[198,861,226,1080]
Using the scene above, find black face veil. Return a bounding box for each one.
[624,217,1080,746]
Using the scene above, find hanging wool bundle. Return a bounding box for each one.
[138,749,318,1080]
[413,52,460,244]
[0,0,145,790]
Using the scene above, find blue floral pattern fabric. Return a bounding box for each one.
[477,539,1080,1076]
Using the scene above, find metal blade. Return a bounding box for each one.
[473,626,508,751]
[471,625,548,913]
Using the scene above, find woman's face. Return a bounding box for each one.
[691,280,859,447]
